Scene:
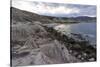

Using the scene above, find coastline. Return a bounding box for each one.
[43,24,96,62]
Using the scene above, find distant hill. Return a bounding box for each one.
[70,16,96,22]
[11,7,96,24]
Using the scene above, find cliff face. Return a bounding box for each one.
[11,7,80,66]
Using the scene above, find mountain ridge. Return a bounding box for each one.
[11,7,96,24]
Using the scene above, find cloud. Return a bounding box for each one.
[13,0,97,5]
[12,0,34,12]
[12,0,96,17]
[12,1,80,16]
[33,3,80,15]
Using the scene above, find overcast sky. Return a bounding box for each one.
[12,0,96,17]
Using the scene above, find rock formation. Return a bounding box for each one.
[11,7,96,67]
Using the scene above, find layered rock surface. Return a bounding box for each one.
[11,7,80,66]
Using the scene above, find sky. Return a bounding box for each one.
[12,0,96,17]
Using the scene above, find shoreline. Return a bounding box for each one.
[43,24,96,62]
[11,7,96,66]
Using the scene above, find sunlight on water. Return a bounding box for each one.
[54,22,96,45]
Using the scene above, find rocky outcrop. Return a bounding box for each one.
[43,25,96,62]
[11,7,96,67]
[11,22,80,66]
